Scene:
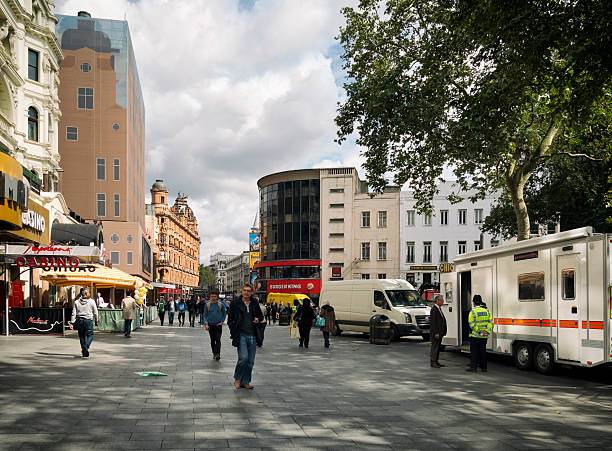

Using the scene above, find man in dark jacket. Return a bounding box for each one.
[271,302,278,325]
[227,283,263,389]
[187,297,197,327]
[430,294,447,368]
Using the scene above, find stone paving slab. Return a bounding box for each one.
[1,321,612,450]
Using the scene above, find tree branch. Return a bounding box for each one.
[540,152,604,161]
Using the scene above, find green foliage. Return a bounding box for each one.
[336,0,612,237]
[198,264,215,289]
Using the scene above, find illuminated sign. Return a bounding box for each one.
[439,263,454,273]
[13,199,50,244]
[0,152,29,230]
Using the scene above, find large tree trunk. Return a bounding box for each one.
[508,176,530,241]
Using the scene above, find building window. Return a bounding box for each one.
[112,123,120,131]
[329,248,344,253]
[458,241,467,254]
[110,251,119,265]
[406,241,415,263]
[423,241,432,263]
[161,196,165,204]
[378,274,386,279]
[330,203,344,208]
[28,49,39,81]
[406,210,415,226]
[110,233,119,244]
[126,251,133,265]
[518,272,545,301]
[458,209,467,225]
[80,62,91,72]
[361,242,370,260]
[330,188,344,193]
[423,213,432,226]
[96,158,105,180]
[27,107,38,141]
[475,208,484,224]
[77,87,94,109]
[491,239,499,247]
[406,273,415,284]
[561,269,575,300]
[114,194,120,217]
[440,210,448,225]
[330,218,344,223]
[66,126,78,141]
[474,240,482,251]
[378,211,387,228]
[127,234,133,244]
[361,273,370,280]
[361,211,370,227]
[329,233,344,238]
[96,193,106,217]
[377,242,387,261]
[439,241,448,263]
[113,159,120,181]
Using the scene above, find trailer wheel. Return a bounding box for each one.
[514,342,533,371]
[534,344,555,375]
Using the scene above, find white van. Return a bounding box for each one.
[320,279,431,341]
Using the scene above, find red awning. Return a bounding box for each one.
[253,260,321,269]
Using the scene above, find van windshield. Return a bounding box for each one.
[385,290,425,307]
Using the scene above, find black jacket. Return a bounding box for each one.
[227,297,264,346]
[295,303,315,327]
[430,304,447,337]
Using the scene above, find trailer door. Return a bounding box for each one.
[440,272,458,346]
[556,254,581,361]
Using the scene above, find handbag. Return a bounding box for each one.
[290,324,300,339]
[315,316,325,327]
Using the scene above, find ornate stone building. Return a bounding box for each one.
[150,180,200,289]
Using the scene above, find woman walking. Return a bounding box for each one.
[319,301,336,348]
[158,298,166,326]
[70,288,98,357]
[294,300,315,348]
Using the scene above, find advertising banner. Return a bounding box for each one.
[9,308,64,334]
[267,279,322,294]
[13,198,50,244]
[249,233,260,269]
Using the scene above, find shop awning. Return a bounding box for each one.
[40,264,153,290]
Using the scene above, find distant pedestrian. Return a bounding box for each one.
[177,298,187,326]
[168,297,176,325]
[158,299,166,326]
[71,288,98,358]
[228,283,263,389]
[271,302,278,325]
[121,291,138,338]
[429,294,447,368]
[294,299,315,348]
[318,301,336,348]
[197,298,206,326]
[467,295,493,372]
[265,304,271,323]
[204,290,227,360]
[96,292,104,308]
[187,296,197,327]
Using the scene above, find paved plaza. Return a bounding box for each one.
[1,321,611,450]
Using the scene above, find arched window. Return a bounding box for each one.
[27,107,38,141]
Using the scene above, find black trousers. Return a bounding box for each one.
[178,312,185,325]
[470,337,488,370]
[159,311,165,326]
[208,324,222,355]
[188,311,195,327]
[322,331,330,347]
[299,324,312,347]
[430,335,443,363]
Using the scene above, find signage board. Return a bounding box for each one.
[0,152,28,230]
[439,263,454,273]
[9,308,64,334]
[12,198,50,244]
[249,233,260,269]
[266,279,321,294]
[409,265,438,271]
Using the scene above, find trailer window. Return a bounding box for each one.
[518,272,545,301]
[561,269,575,300]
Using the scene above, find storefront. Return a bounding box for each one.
[254,259,322,304]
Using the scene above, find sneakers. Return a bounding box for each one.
[81,348,89,358]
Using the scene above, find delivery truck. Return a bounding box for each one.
[440,227,611,374]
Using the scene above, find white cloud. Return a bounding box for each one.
[56,0,360,264]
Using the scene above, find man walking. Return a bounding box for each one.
[187,296,197,327]
[203,290,227,360]
[158,298,166,326]
[177,298,187,326]
[271,302,277,325]
[168,297,176,325]
[228,283,263,389]
[429,294,447,368]
[121,291,138,338]
[71,288,98,358]
[467,295,493,372]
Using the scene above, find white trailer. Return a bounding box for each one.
[440,227,611,374]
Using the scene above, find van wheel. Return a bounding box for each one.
[534,344,555,375]
[332,324,342,336]
[391,324,400,341]
[514,342,533,371]
[421,334,430,342]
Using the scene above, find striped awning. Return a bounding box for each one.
[40,264,153,290]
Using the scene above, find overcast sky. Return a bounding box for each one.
[56,0,362,264]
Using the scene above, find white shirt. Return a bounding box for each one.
[436,303,445,319]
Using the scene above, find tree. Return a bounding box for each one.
[336,0,612,240]
[198,264,216,289]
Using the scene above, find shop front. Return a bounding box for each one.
[254,260,322,304]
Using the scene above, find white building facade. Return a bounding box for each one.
[209,252,237,294]
[400,183,502,288]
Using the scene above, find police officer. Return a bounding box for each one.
[467,295,493,372]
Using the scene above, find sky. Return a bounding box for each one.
[55,0,363,265]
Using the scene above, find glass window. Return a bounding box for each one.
[96,193,106,217]
[361,242,370,260]
[518,272,545,300]
[110,251,119,265]
[112,123,120,131]
[439,241,448,263]
[378,274,386,279]
[458,241,467,254]
[406,210,415,226]
[423,213,432,226]
[126,251,133,265]
[28,49,39,81]
[378,242,387,261]
[458,209,467,225]
[423,242,432,263]
[66,126,78,141]
[96,158,105,180]
[113,159,120,180]
[330,203,344,208]
[77,87,94,109]
[491,239,499,247]
[329,233,344,238]
[378,211,387,228]
[374,290,386,308]
[114,194,120,217]
[330,188,344,193]
[329,248,344,253]
[547,223,557,234]
[475,208,484,224]
[110,233,119,244]
[474,241,482,251]
[361,273,370,279]
[406,241,415,263]
[80,62,91,72]
[127,234,133,244]
[330,218,344,223]
[440,210,448,225]
[27,107,38,141]
[362,211,370,227]
[562,269,575,300]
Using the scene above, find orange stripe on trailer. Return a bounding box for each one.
[559,320,579,328]
[582,321,604,330]
[513,319,541,326]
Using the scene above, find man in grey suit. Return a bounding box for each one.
[430,294,447,368]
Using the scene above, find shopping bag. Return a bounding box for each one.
[290,324,300,339]
[315,316,325,327]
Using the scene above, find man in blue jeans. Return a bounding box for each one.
[228,283,263,389]
[70,288,99,357]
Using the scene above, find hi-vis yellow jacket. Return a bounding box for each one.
[468,306,493,338]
